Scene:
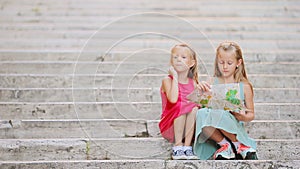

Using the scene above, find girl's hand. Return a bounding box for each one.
[168,66,178,80]
[230,110,246,121]
[197,81,211,92]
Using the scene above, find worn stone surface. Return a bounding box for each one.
[0,0,299,167]
[1,119,299,139]
[166,160,300,169]
[147,120,300,139]
[0,139,87,161]
[1,74,299,89]
[0,119,148,139]
[1,160,299,169]
[0,88,298,103]
[0,139,299,161]
[1,62,299,75]
[0,160,166,169]
[0,103,299,120]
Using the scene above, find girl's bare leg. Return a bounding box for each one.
[183,107,198,146]
[202,126,224,142]
[219,129,238,142]
[174,114,186,146]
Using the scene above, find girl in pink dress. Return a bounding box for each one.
[159,44,199,160]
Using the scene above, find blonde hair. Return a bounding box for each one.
[171,43,199,84]
[214,41,253,92]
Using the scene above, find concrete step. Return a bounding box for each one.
[0,51,300,62]
[2,0,299,10]
[1,4,299,18]
[2,2,298,17]
[1,3,300,14]
[0,74,299,88]
[0,88,298,103]
[1,62,299,75]
[0,119,148,139]
[0,18,299,36]
[1,30,300,40]
[1,9,299,21]
[0,119,298,139]
[166,160,300,169]
[1,160,299,169]
[147,120,300,139]
[1,39,300,51]
[0,103,299,121]
[0,138,299,160]
[1,20,299,32]
[1,0,298,166]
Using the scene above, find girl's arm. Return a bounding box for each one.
[161,67,179,103]
[162,77,179,103]
[231,82,255,122]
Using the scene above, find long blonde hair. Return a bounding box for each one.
[171,43,199,84]
[214,41,253,91]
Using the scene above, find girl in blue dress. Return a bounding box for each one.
[194,41,257,160]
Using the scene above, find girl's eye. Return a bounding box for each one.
[219,61,224,64]
[228,62,233,65]
[173,56,178,59]
[182,56,186,59]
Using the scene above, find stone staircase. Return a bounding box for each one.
[0,0,299,168]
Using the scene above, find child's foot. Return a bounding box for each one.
[213,143,235,160]
[172,149,186,160]
[236,144,257,160]
[184,149,198,160]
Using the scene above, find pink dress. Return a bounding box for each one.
[159,75,198,143]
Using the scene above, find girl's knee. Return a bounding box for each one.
[203,126,215,131]
[188,107,198,117]
[192,107,198,113]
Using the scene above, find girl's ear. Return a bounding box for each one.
[189,59,195,68]
[237,59,242,67]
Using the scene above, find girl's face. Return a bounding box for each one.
[171,47,195,72]
[217,49,242,79]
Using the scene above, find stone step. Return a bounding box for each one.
[0,74,299,88]
[1,20,299,32]
[0,103,299,121]
[0,51,300,62]
[0,119,298,139]
[0,138,299,160]
[1,10,299,22]
[1,0,298,166]
[1,160,299,169]
[146,120,300,139]
[3,0,299,9]
[1,30,300,40]
[2,2,298,16]
[0,88,298,103]
[1,7,299,18]
[0,119,148,139]
[0,39,299,51]
[2,16,298,29]
[0,62,299,75]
